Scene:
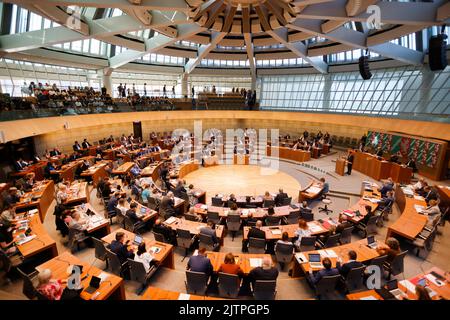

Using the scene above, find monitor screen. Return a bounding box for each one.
[308,254,321,262]
[134,235,143,244]
[367,235,375,244]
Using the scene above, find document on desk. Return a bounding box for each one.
[165,217,177,224]
[270,229,282,235]
[399,280,416,293]
[249,258,263,268]
[98,272,109,283]
[178,293,191,300]
[324,250,338,258]
[360,296,378,300]
[414,205,425,213]
[318,250,328,258]
[402,188,414,196]
[306,186,322,194]
[308,224,323,233]
[16,235,36,245]
[425,274,444,287]
[414,195,425,201]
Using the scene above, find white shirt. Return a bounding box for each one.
[294,228,311,248]
[134,252,154,273]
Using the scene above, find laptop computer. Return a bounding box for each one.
[133,234,143,246]
[386,279,406,298]
[84,276,101,294]
[366,235,378,249]
[308,253,323,269]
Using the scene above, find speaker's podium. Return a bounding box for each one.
[335,158,346,176]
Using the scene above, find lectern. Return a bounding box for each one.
[335,158,346,176]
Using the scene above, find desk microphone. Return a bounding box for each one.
[33,237,46,247]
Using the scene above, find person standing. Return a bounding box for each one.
[346,151,354,175]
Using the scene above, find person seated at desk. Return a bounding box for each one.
[307,257,339,286]
[200,221,220,252]
[228,203,240,217]
[335,215,352,233]
[218,252,243,277]
[44,162,56,180]
[187,184,199,207]
[412,178,426,193]
[141,184,151,204]
[227,194,237,208]
[4,187,20,207]
[375,146,383,158]
[0,205,16,228]
[0,223,18,256]
[68,211,88,231]
[389,151,402,164]
[14,158,29,171]
[300,201,312,215]
[336,250,364,279]
[130,163,141,177]
[294,219,311,250]
[97,177,109,194]
[126,202,143,224]
[415,284,432,300]
[358,205,375,226]
[153,219,176,244]
[248,256,278,287]
[420,199,441,227]
[263,191,273,201]
[173,179,188,200]
[376,237,400,263]
[379,190,395,210]
[81,139,91,149]
[160,192,176,220]
[36,269,63,300]
[187,207,203,222]
[319,177,329,198]
[134,242,155,273]
[378,178,394,197]
[422,186,439,204]
[242,220,265,252]
[116,198,129,216]
[274,188,288,206]
[109,231,135,263]
[107,135,114,143]
[102,182,113,198]
[73,141,82,152]
[275,232,293,252]
[107,192,120,213]
[187,247,213,276]
[49,148,62,157]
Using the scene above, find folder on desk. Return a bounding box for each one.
[270,229,282,235]
[165,217,177,224]
[249,258,262,268]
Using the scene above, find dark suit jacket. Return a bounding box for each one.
[174,185,187,200]
[73,144,82,151]
[248,227,265,240]
[249,267,279,284]
[274,192,288,206]
[153,224,174,241]
[200,226,218,244]
[160,196,175,217]
[337,260,364,278]
[335,221,352,234]
[311,267,340,285]
[126,209,141,224]
[82,142,91,149]
[109,240,134,263]
[187,254,213,275]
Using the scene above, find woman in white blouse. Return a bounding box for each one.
[134,242,154,273]
[294,219,312,249]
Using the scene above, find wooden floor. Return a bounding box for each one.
[184,165,302,200]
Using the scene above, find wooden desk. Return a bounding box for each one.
[15,180,54,222]
[177,160,200,179]
[112,162,135,175]
[203,155,219,167]
[351,151,391,181]
[292,238,385,276]
[388,186,427,241]
[131,200,158,223]
[267,146,310,162]
[322,144,331,155]
[163,217,225,246]
[73,203,111,237]
[346,290,383,300]
[64,181,89,206]
[398,267,450,300]
[102,228,174,269]
[15,212,58,261]
[81,161,110,187]
[35,252,125,300]
[390,163,412,185]
[339,189,381,224]
[142,286,222,300]
[435,185,450,209]
[206,252,272,275]
[243,221,328,240]
[194,204,298,219]
[312,147,321,159]
[299,182,323,202]
[335,158,346,176]
[10,161,47,181]
[51,157,95,182]
[141,161,163,181]
[233,154,250,165]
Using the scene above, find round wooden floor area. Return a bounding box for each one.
[183,165,301,199]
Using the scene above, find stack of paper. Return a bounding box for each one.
[98,272,109,283]
[16,235,36,245]
[399,280,416,293]
[414,205,425,213]
[414,195,425,201]
[324,249,338,258]
[165,217,177,224]
[308,224,323,233]
[307,186,322,194]
[271,229,282,235]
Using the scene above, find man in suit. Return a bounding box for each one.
[4,188,20,206]
[378,179,394,197]
[14,158,28,171]
[422,186,438,204]
[242,220,265,252]
[49,148,61,157]
[187,247,213,276]
[335,215,352,234]
[336,250,364,279]
[307,257,339,286]
[109,231,135,263]
[248,256,279,286]
[160,192,176,219]
[199,221,220,251]
[274,188,288,206]
[73,141,82,152]
[107,192,120,214]
[375,146,383,158]
[173,179,188,200]
[81,139,91,149]
[346,151,355,175]
[153,219,176,244]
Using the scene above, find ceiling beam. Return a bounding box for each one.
[184,31,226,74]
[109,23,205,69]
[267,27,328,73]
[243,33,256,79]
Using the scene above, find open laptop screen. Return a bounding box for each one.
[308,253,321,262]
